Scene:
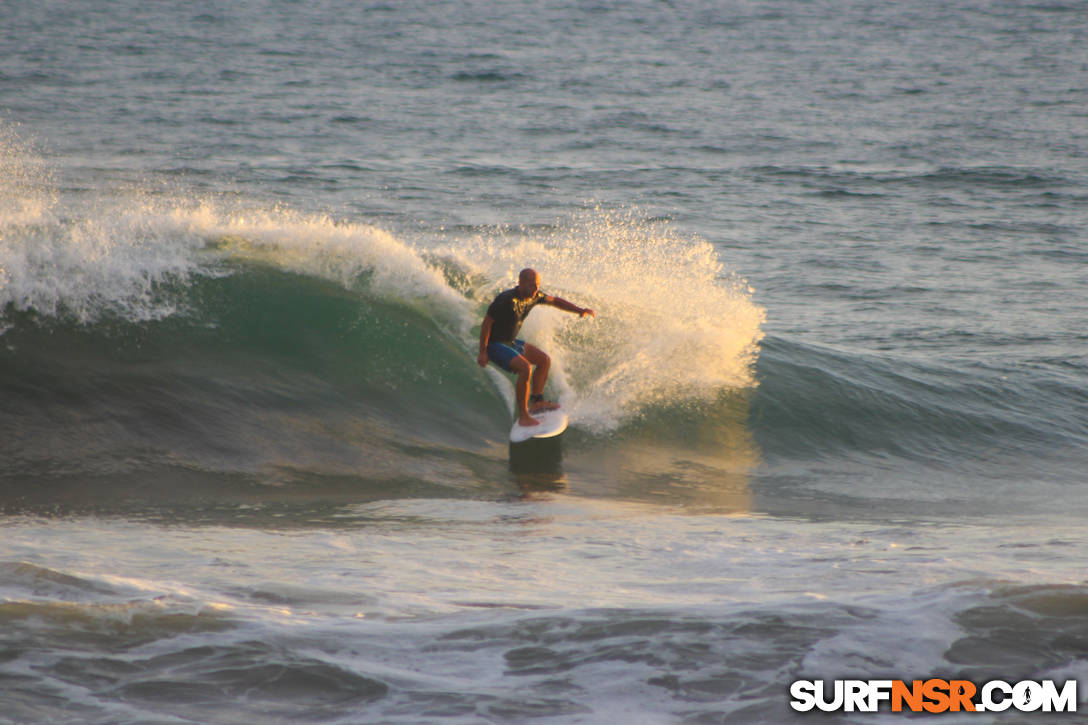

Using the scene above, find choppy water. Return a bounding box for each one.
[2,1,1087,723]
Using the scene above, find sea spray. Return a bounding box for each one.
[434,208,766,431]
[1,127,207,322]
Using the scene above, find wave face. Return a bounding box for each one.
[3,131,1085,518]
[0,153,766,509]
[3,149,1085,523]
[754,336,1087,464]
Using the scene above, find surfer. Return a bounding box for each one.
[478,268,595,427]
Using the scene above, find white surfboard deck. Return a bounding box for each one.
[509,407,569,444]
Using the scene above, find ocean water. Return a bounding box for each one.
[2,1,1087,723]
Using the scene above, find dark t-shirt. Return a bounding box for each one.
[486,288,546,344]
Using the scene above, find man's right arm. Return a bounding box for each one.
[477,314,493,367]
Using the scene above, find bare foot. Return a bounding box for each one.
[517,414,541,427]
[529,400,560,413]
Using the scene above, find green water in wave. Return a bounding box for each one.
[0,265,514,512]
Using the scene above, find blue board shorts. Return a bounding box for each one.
[487,339,526,372]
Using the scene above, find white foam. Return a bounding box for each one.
[0,127,205,322]
[178,202,475,335]
[0,124,474,336]
[436,208,766,431]
[1,197,476,331]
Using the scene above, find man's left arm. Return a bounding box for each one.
[544,294,595,318]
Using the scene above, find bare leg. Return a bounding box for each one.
[522,344,559,412]
[509,356,539,427]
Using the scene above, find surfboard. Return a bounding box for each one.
[509,406,569,444]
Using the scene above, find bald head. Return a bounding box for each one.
[516,268,541,298]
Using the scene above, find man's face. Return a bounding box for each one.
[517,273,540,298]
